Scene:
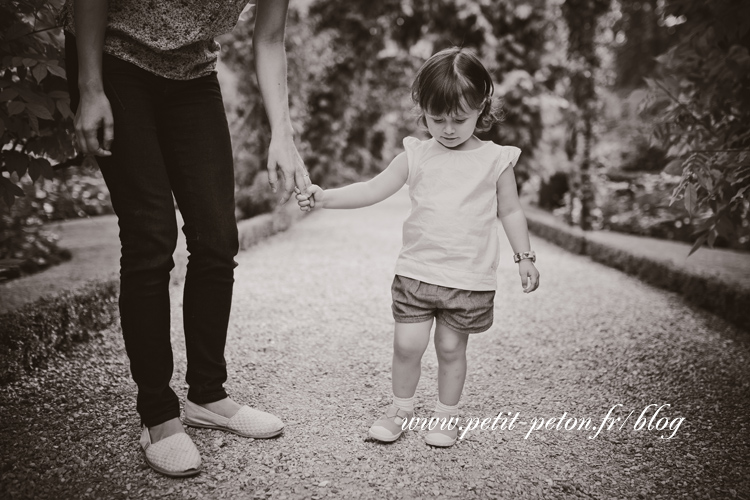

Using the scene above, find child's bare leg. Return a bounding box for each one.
[369,320,432,442]
[424,322,468,447]
[392,320,432,398]
[434,322,469,406]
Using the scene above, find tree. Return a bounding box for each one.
[561,0,612,230]
[611,0,670,89]
[641,0,750,253]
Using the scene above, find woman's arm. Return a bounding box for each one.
[73,0,113,156]
[297,153,409,210]
[253,0,307,204]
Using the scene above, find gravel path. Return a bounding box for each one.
[1,189,749,499]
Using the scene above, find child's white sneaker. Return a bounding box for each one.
[424,412,459,447]
[368,405,413,442]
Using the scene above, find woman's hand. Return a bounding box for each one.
[519,260,540,293]
[267,127,310,204]
[75,89,113,157]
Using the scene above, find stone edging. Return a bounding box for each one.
[525,212,750,333]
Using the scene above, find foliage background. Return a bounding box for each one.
[2,0,749,280]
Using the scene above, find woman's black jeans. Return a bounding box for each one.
[66,35,239,427]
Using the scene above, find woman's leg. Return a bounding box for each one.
[434,322,470,406]
[66,36,182,429]
[155,73,239,412]
[392,320,433,398]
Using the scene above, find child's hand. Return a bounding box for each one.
[295,185,323,212]
[518,260,540,293]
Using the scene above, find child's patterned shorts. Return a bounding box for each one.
[391,275,495,334]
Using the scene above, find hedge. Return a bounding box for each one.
[0,280,119,384]
[526,211,750,332]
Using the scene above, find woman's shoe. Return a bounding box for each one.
[424,412,459,447]
[368,405,413,442]
[139,427,201,478]
[184,400,284,438]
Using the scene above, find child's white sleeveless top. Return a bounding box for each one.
[394,136,521,291]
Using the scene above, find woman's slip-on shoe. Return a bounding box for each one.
[183,400,284,439]
[424,412,459,447]
[139,427,201,478]
[368,405,413,442]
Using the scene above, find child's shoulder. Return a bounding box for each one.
[402,135,432,150]
[483,140,521,154]
[483,141,522,161]
[402,136,436,165]
[483,142,522,176]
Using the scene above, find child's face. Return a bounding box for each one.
[425,105,482,150]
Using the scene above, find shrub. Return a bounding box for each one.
[0,280,119,384]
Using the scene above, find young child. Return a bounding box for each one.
[296,47,540,447]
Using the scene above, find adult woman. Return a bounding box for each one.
[63,0,307,477]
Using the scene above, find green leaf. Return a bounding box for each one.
[26,103,53,120]
[32,64,47,84]
[5,23,31,42]
[7,101,25,116]
[38,158,54,180]
[696,170,714,192]
[0,175,24,197]
[16,87,48,106]
[28,112,39,135]
[0,89,18,102]
[28,157,42,181]
[56,99,74,119]
[688,231,709,256]
[730,185,750,204]
[4,151,28,177]
[48,90,68,99]
[0,118,4,139]
[46,64,66,79]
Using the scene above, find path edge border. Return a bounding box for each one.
[525,212,750,333]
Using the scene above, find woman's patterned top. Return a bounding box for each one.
[60,0,251,80]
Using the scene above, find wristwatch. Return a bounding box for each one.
[513,250,536,264]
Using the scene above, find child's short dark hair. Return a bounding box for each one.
[411,47,501,132]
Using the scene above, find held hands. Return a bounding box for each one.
[519,260,540,294]
[267,128,310,204]
[75,89,114,157]
[295,185,323,212]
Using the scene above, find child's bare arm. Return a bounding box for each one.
[297,153,408,211]
[496,167,540,293]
